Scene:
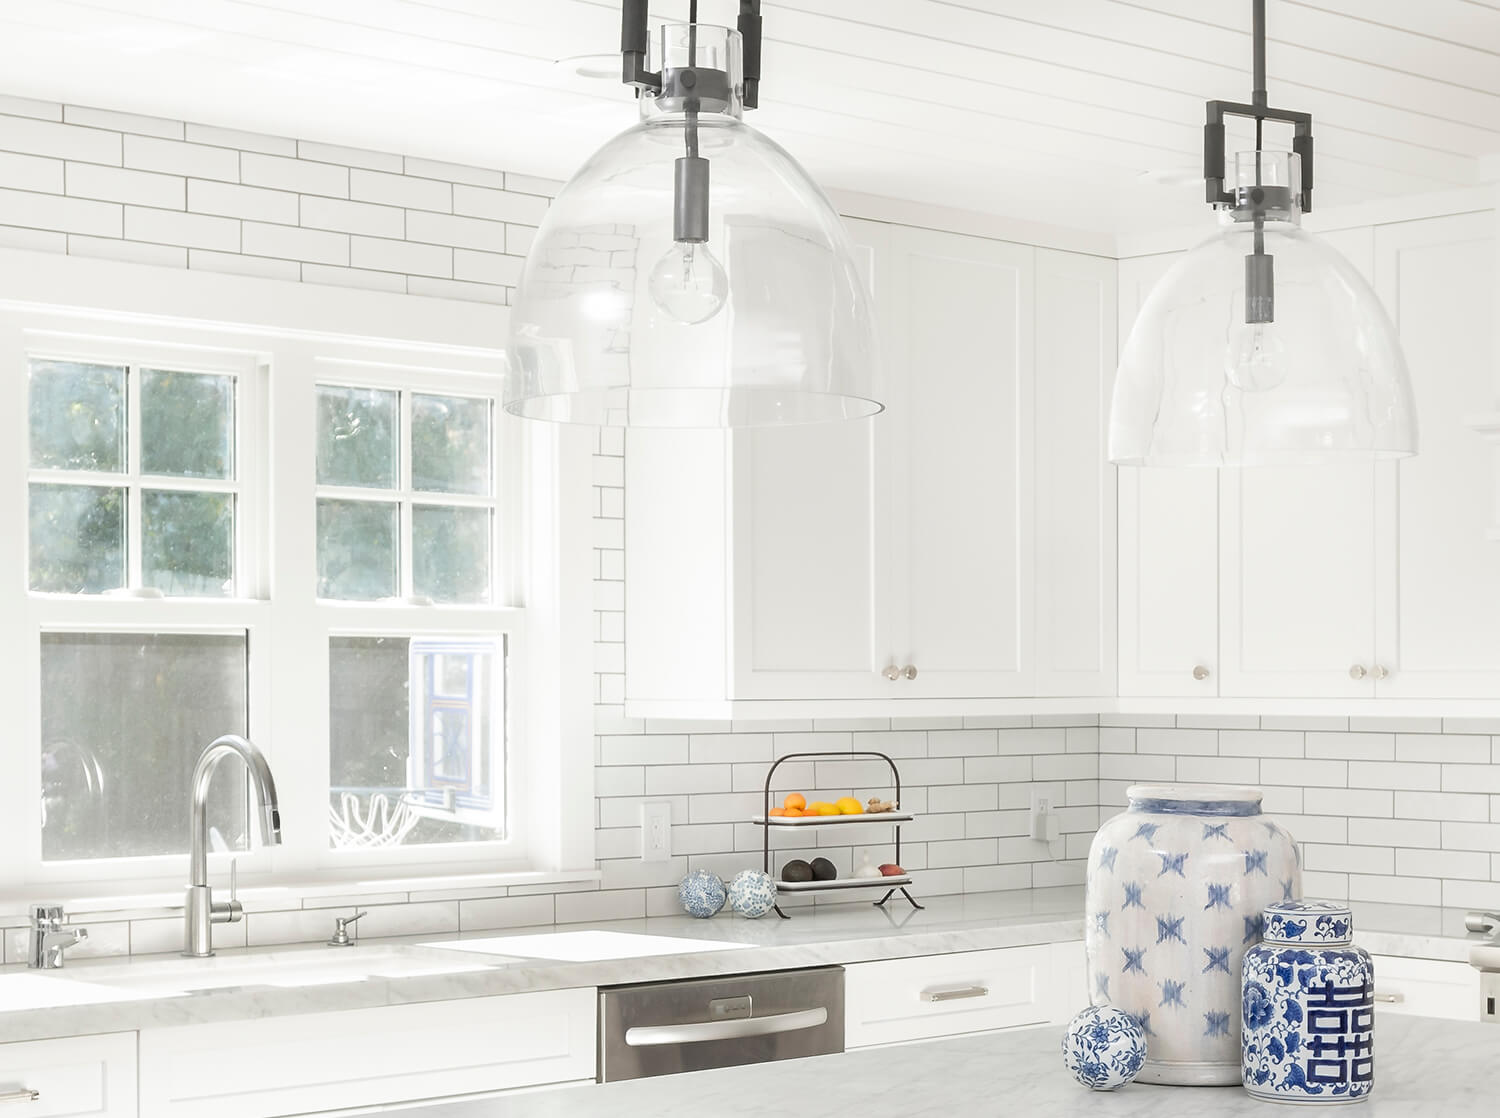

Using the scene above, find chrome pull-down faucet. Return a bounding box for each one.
[183,734,282,957]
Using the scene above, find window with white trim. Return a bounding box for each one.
[0,273,588,902]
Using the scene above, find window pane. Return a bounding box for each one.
[29,483,125,593]
[143,490,234,597]
[329,636,505,849]
[318,498,397,599]
[412,394,490,496]
[29,360,126,472]
[41,632,249,861]
[317,385,397,489]
[413,505,491,604]
[141,370,235,480]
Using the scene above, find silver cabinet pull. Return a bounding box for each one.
[1350,665,1368,680]
[882,665,900,681]
[0,1089,39,1104]
[923,984,990,1003]
[1374,665,1390,680]
[1373,992,1404,1004]
[1192,665,1210,681]
[625,1007,827,1046]
[902,665,918,680]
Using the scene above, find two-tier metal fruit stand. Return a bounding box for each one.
[753,751,923,919]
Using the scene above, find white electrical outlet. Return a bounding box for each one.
[641,801,672,862]
[1029,789,1061,843]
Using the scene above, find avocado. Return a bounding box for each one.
[810,857,838,881]
[780,859,813,883]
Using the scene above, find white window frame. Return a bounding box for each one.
[0,250,595,904]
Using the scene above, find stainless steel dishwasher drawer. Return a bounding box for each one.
[598,966,844,1082]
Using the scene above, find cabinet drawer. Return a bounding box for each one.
[1370,955,1478,1022]
[845,945,1058,1048]
[0,1033,137,1118]
[139,987,596,1117]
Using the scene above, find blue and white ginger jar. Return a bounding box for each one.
[677,869,727,918]
[1085,784,1301,1085]
[1242,900,1373,1103]
[726,869,776,918]
[1062,1005,1147,1090]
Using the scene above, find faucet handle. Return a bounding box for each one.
[30,904,62,930]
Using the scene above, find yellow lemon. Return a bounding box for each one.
[835,796,864,815]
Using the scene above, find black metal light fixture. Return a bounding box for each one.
[504,0,881,428]
[1110,0,1416,466]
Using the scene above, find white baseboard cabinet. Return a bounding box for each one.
[136,988,597,1118]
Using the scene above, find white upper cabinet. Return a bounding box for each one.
[1116,253,1220,698]
[624,219,1115,716]
[1217,227,1384,700]
[1373,211,1498,698]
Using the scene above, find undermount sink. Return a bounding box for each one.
[0,971,168,1011]
[423,929,756,962]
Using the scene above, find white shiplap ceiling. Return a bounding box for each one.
[0,0,1496,234]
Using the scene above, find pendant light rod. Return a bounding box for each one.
[1204,0,1314,212]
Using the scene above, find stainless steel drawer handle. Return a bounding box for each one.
[625,1007,828,1047]
[0,1089,39,1104]
[1373,992,1404,1004]
[923,984,990,1003]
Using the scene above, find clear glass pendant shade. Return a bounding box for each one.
[1110,152,1416,466]
[504,23,880,427]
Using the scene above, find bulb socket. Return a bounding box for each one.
[1244,251,1275,325]
[674,155,711,244]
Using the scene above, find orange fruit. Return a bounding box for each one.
[768,807,786,817]
[783,793,806,811]
[783,808,804,817]
[835,796,863,815]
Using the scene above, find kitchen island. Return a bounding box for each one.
[401,1014,1497,1117]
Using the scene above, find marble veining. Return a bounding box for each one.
[389,1015,1500,1117]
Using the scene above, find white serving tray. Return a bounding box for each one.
[751,812,914,826]
[775,874,912,892]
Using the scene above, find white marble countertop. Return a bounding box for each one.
[0,886,1487,1045]
[394,1016,1500,1118]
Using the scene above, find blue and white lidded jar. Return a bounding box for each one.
[1085,784,1300,1085]
[1242,900,1373,1104]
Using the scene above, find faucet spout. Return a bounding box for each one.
[184,734,281,957]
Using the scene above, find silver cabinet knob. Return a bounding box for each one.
[902,665,918,680]
[1192,665,1210,681]
[1350,665,1367,680]
[1374,665,1390,680]
[882,665,900,681]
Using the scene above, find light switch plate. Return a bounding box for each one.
[641,801,672,862]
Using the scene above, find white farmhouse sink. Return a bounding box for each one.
[424,929,755,962]
[0,972,167,1011]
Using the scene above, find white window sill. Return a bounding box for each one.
[0,868,602,925]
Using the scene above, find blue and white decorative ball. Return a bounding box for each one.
[677,870,727,919]
[1062,1005,1147,1091]
[726,869,776,919]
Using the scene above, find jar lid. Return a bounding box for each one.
[1262,900,1353,945]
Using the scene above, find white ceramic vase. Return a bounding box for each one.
[1084,784,1300,1086]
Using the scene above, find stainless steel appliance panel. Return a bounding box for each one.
[598,966,844,1082]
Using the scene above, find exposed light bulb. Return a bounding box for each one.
[1225,321,1288,392]
[648,241,728,324]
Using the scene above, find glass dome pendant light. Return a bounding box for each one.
[503,0,882,427]
[1109,0,1416,466]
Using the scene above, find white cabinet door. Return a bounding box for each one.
[1373,212,1500,698]
[0,1033,136,1118]
[138,988,596,1117]
[727,217,892,701]
[884,225,1035,697]
[1115,253,1220,697]
[1034,248,1117,696]
[1369,955,1479,1021]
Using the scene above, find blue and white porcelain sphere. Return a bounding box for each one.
[677,870,727,919]
[1062,1005,1147,1090]
[726,869,776,918]
[1243,900,1373,1103]
[1084,784,1300,1085]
